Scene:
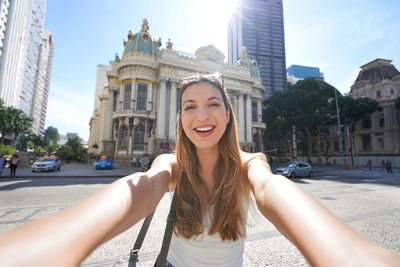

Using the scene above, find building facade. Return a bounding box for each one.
[228,0,286,99]
[287,64,324,86]
[0,0,52,136]
[20,0,47,116]
[31,29,54,135]
[0,0,33,108]
[88,20,266,164]
[350,59,400,159]
[0,0,11,59]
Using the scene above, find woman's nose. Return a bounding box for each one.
[196,106,210,120]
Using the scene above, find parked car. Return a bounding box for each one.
[95,157,114,170]
[275,161,313,178]
[32,156,62,172]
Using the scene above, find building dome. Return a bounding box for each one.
[355,59,400,84]
[122,19,161,58]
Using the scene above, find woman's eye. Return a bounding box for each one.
[184,106,194,111]
[210,103,220,107]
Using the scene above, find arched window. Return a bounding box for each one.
[166,143,170,150]
[119,125,128,146]
[137,84,147,110]
[134,126,145,145]
[376,90,381,98]
[160,143,164,150]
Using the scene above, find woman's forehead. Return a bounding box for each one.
[181,82,223,102]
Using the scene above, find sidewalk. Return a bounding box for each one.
[0,163,140,178]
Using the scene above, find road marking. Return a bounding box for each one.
[360,178,396,182]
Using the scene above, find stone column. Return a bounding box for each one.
[246,94,253,142]
[119,83,124,110]
[257,99,262,122]
[233,93,238,124]
[130,80,137,109]
[258,129,264,153]
[157,79,167,138]
[238,93,245,142]
[105,89,114,140]
[169,80,177,139]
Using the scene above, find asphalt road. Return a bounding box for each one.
[0,170,399,266]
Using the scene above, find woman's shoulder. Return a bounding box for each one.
[240,151,267,165]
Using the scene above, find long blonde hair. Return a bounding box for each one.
[174,74,250,241]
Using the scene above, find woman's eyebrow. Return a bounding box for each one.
[208,96,223,102]
[182,99,195,105]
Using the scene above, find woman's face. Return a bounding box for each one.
[180,82,230,151]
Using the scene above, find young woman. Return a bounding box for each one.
[0,74,399,267]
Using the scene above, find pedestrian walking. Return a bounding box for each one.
[132,156,136,168]
[367,160,372,171]
[9,155,19,177]
[381,160,385,170]
[0,155,5,176]
[138,157,142,168]
[386,160,393,174]
[1,73,399,266]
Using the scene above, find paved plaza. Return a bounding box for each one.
[0,163,399,266]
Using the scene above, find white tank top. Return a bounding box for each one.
[167,198,249,267]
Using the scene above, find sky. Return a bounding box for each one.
[43,0,400,141]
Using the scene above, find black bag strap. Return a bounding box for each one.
[128,188,178,266]
[154,188,178,267]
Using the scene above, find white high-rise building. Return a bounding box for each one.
[0,0,52,137]
[0,0,11,60]
[0,0,33,108]
[20,0,47,116]
[31,29,54,135]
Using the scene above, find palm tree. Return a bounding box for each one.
[0,99,32,146]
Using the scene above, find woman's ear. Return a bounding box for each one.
[226,109,230,124]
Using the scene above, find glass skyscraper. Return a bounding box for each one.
[228,0,286,99]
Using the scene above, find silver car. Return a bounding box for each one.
[275,162,313,178]
[32,156,62,172]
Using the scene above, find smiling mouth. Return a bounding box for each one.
[194,126,215,132]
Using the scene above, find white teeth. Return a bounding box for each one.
[195,126,213,132]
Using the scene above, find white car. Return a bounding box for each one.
[32,156,62,172]
[274,162,313,178]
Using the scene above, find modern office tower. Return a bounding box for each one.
[0,0,11,60]
[31,29,54,135]
[229,0,287,99]
[287,64,324,85]
[20,0,47,116]
[0,0,33,108]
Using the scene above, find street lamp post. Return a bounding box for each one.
[334,88,345,168]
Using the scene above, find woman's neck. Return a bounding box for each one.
[195,147,219,193]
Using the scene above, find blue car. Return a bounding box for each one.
[95,157,114,170]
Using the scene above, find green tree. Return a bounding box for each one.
[264,78,336,163]
[44,126,60,144]
[329,95,379,165]
[57,137,87,162]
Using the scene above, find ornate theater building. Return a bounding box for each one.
[88,20,266,164]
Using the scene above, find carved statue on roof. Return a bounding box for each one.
[236,47,249,66]
[157,38,162,48]
[166,38,173,49]
[141,19,150,41]
[115,53,120,62]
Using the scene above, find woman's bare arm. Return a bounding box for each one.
[0,154,174,267]
[247,158,400,267]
